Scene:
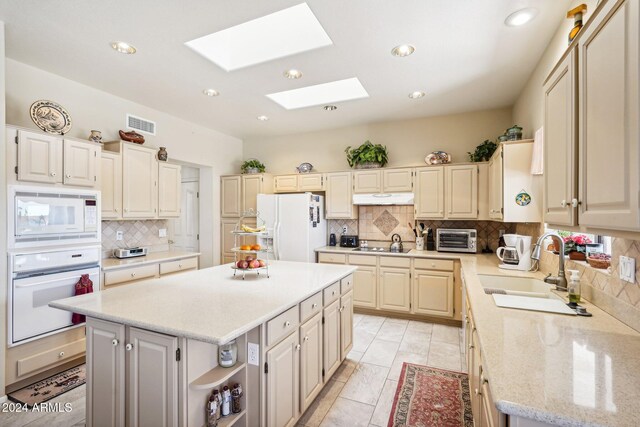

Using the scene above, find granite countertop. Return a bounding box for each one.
[50,261,356,345]
[101,250,201,271]
[461,256,640,427]
[315,245,464,259]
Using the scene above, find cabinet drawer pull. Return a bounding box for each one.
[468,344,474,350]
[58,351,65,358]
[311,303,318,309]
[332,290,336,296]
[125,343,134,351]
[284,321,291,327]
[178,264,182,268]
[131,273,136,277]
[561,199,567,207]
[50,172,57,177]
[296,344,301,351]
[475,388,481,396]
[304,336,309,342]
[112,339,119,346]
[339,306,344,312]
[66,174,71,178]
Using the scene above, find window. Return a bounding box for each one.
[544,226,612,256]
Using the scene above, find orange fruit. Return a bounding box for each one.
[240,245,251,251]
[251,244,261,251]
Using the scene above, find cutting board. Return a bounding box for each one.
[493,294,577,316]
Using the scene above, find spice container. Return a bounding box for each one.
[231,383,243,414]
[218,340,238,368]
[221,386,231,417]
[207,389,221,427]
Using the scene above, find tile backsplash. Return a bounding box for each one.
[516,223,640,332]
[101,220,169,258]
[359,206,415,243]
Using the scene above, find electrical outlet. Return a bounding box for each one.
[247,342,260,366]
[116,231,124,241]
[499,229,505,237]
[619,256,636,283]
[342,226,348,234]
[159,228,167,238]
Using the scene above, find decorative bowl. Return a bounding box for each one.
[296,162,313,173]
[424,151,452,165]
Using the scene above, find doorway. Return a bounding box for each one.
[170,166,199,252]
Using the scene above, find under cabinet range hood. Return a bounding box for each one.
[352,193,415,205]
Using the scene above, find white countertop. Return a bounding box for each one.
[101,250,200,271]
[51,261,356,345]
[316,245,464,259]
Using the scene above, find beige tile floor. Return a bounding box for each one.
[0,314,464,427]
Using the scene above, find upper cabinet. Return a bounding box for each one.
[325,172,358,219]
[352,168,413,193]
[101,152,122,220]
[221,175,242,217]
[414,167,444,219]
[543,50,578,227]
[273,173,324,193]
[488,141,541,223]
[122,143,158,219]
[274,175,299,193]
[543,0,639,232]
[242,174,273,214]
[16,129,99,188]
[158,163,181,218]
[446,165,478,219]
[577,0,639,230]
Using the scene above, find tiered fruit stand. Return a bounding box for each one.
[230,210,271,279]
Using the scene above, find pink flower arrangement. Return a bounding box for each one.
[563,234,592,246]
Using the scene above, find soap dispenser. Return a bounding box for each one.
[567,269,581,304]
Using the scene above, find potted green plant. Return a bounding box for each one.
[554,234,592,260]
[241,159,266,174]
[467,140,498,162]
[345,141,389,169]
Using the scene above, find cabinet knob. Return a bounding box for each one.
[560,199,567,208]
[571,198,581,208]
[296,344,301,351]
[58,351,65,358]
[312,303,317,309]
[178,264,182,268]
[468,344,474,350]
[50,172,57,177]
[332,290,336,296]
[284,321,291,327]
[475,388,482,396]
[66,174,71,178]
[304,336,309,342]
[124,208,128,212]
[339,306,344,312]
[112,339,119,346]
[131,273,136,277]
[114,208,118,212]
[125,343,134,351]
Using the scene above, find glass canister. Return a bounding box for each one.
[219,340,238,368]
[231,383,243,414]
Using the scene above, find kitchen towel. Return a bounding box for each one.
[530,126,544,175]
[71,274,93,324]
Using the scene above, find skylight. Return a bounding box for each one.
[185,3,333,71]
[266,78,369,110]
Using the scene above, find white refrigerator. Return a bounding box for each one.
[257,193,327,263]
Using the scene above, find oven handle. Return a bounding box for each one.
[14,267,99,288]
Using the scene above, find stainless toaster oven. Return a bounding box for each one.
[436,229,477,253]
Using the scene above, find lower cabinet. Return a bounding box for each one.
[86,318,179,427]
[323,299,342,379]
[300,312,324,411]
[352,265,377,308]
[340,290,354,359]
[103,256,199,289]
[378,267,411,312]
[412,270,454,317]
[267,330,301,427]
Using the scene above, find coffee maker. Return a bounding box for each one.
[497,234,532,271]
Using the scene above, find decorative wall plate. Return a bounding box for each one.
[515,190,532,206]
[29,100,72,135]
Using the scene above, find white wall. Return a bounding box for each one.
[0,21,7,398]
[513,0,598,137]
[5,58,244,267]
[243,108,513,174]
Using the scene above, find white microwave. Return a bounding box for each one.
[9,185,101,248]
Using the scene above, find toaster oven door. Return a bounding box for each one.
[437,232,472,252]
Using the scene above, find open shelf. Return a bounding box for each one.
[230,247,272,254]
[189,362,246,391]
[219,410,246,427]
[231,231,267,236]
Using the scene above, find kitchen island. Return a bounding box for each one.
[50,260,356,427]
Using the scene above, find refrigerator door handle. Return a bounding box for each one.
[276,221,283,260]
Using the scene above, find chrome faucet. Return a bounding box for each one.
[531,232,568,291]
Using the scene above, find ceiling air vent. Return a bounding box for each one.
[126,114,156,135]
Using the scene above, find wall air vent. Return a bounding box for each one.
[126,114,156,135]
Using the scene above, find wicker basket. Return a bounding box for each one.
[587,257,610,269]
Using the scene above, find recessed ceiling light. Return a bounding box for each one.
[504,8,538,27]
[266,77,369,110]
[203,89,220,97]
[409,91,425,99]
[324,105,337,111]
[185,3,333,71]
[391,44,415,57]
[284,69,303,79]
[110,41,137,54]
[257,115,269,121]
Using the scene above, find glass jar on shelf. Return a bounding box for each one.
[218,340,238,368]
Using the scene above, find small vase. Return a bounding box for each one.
[355,162,382,169]
[88,130,102,143]
[569,251,586,261]
[158,147,168,162]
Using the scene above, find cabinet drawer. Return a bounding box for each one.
[341,274,354,294]
[379,256,411,268]
[414,258,454,271]
[160,257,198,275]
[17,338,86,377]
[300,292,323,323]
[318,253,347,264]
[104,264,159,287]
[347,254,377,266]
[267,306,300,347]
[323,281,341,305]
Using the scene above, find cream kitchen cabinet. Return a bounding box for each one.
[17,129,63,184]
[266,329,300,427]
[414,166,445,219]
[353,168,413,194]
[274,175,299,193]
[353,170,382,193]
[576,0,639,231]
[298,174,324,191]
[378,266,411,313]
[158,163,181,218]
[122,143,158,219]
[300,312,323,411]
[221,218,239,263]
[101,152,122,220]
[103,255,199,288]
[339,290,354,359]
[543,50,577,227]
[446,165,478,219]
[323,299,342,379]
[63,138,99,187]
[488,141,541,223]
[242,173,273,214]
[325,172,358,219]
[221,175,242,217]
[86,318,179,427]
[413,270,454,317]
[273,173,324,193]
[352,264,377,308]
